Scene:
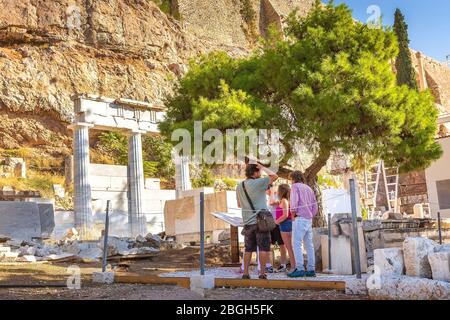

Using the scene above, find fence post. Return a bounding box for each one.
[200,192,205,275]
[437,211,443,245]
[328,212,332,271]
[350,179,362,279]
[102,200,111,273]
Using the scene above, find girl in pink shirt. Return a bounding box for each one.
[275,184,296,270]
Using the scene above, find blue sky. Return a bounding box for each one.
[323,0,450,63]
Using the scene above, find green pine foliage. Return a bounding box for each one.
[96,132,175,180]
[161,0,442,180]
[394,8,418,90]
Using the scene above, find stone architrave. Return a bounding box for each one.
[403,237,436,278]
[374,248,405,276]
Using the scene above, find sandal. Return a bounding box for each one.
[258,274,267,280]
[242,274,250,280]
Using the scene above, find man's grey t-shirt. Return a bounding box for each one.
[236,177,270,226]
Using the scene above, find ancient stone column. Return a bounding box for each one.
[174,154,192,199]
[127,130,146,237]
[70,122,94,239]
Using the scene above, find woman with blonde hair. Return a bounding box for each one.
[275,184,295,270]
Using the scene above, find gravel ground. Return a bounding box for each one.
[0,284,366,300]
[0,246,368,300]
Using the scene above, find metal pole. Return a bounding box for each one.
[437,211,443,245]
[200,191,205,275]
[102,200,111,273]
[349,179,362,279]
[328,213,332,271]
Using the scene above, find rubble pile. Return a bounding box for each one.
[369,237,450,299]
[0,229,164,263]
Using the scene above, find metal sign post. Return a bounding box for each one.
[102,200,111,273]
[349,179,362,279]
[328,213,332,271]
[438,211,443,245]
[200,192,205,275]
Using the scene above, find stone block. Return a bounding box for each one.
[0,235,11,243]
[428,252,450,282]
[92,271,115,284]
[19,245,36,257]
[321,235,330,272]
[374,248,405,276]
[37,203,55,237]
[0,201,42,240]
[22,255,37,262]
[190,275,215,296]
[403,237,436,278]
[0,247,11,257]
[331,235,353,275]
[78,247,103,261]
[3,251,19,259]
[368,275,450,300]
[345,276,368,295]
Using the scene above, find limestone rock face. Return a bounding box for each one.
[403,237,436,278]
[0,0,316,153]
[374,248,405,276]
[368,275,450,300]
[0,0,233,151]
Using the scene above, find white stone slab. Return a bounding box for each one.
[92,271,115,284]
[403,237,436,278]
[331,235,353,275]
[374,248,405,276]
[0,201,41,240]
[428,252,450,282]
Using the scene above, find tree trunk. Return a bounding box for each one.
[277,147,330,227]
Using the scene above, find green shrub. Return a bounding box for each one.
[222,177,238,190]
[96,132,128,165]
[143,161,159,178]
[192,168,215,188]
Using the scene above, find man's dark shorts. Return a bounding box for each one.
[242,224,271,252]
[270,225,284,246]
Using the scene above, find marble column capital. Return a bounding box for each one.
[68,122,95,130]
[125,129,147,136]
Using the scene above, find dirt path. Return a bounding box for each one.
[0,246,368,300]
[0,284,366,300]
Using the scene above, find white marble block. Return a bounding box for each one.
[403,237,436,278]
[428,252,450,282]
[92,271,115,284]
[374,248,405,276]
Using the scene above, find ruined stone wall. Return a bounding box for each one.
[173,0,250,48]
[411,49,450,114]
[268,0,315,19]
[173,0,314,46]
[398,171,428,215]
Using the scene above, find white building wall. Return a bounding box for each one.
[425,136,450,218]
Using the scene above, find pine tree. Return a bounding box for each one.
[394,8,418,90]
[161,2,442,226]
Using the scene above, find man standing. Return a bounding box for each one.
[237,162,278,279]
[288,171,318,278]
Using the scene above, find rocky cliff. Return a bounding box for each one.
[0,0,448,156]
[0,0,315,155]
